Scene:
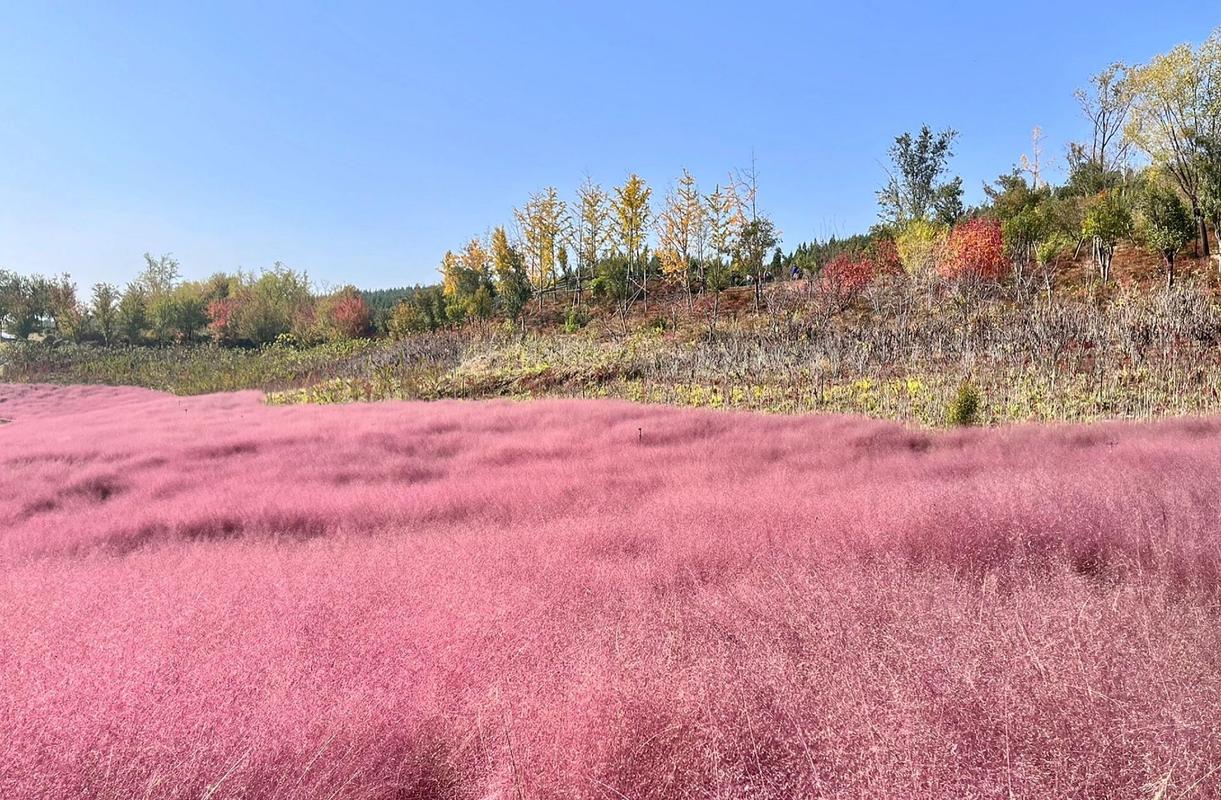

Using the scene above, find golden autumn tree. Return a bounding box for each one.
[461,236,494,323]
[438,250,468,322]
[656,169,705,305]
[514,187,570,311]
[895,219,948,281]
[705,184,741,266]
[572,177,610,306]
[612,173,652,310]
[491,225,531,323]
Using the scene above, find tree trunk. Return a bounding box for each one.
[1202,217,1212,258]
[624,262,631,315]
[642,268,648,311]
[1214,218,1221,274]
[1166,254,1175,291]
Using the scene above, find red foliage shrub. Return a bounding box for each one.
[325,288,371,339]
[206,296,240,342]
[2,382,1220,798]
[867,236,903,276]
[819,252,875,307]
[941,216,1009,283]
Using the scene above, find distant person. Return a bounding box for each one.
[791,265,801,280]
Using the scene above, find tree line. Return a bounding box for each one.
[0,255,385,346]
[394,159,779,337]
[407,28,1221,329]
[2,30,1220,344]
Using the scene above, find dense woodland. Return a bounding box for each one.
[3,32,1221,348]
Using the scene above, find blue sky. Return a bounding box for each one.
[0,1,1207,290]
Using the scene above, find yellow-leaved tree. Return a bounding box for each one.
[514,187,570,311]
[1124,30,1221,256]
[895,219,948,281]
[612,173,652,310]
[461,237,494,323]
[656,169,705,305]
[573,177,610,306]
[491,226,531,324]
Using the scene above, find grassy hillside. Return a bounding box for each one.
[8,246,1221,426]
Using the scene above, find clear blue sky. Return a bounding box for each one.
[0,1,1207,290]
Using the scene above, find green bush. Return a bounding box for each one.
[946,380,981,426]
[563,305,589,333]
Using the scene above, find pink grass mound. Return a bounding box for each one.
[2,383,1220,798]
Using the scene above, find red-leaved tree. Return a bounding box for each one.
[940,217,1008,285]
[820,253,875,309]
[323,287,371,340]
[206,296,241,343]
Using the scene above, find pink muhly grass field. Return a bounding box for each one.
[2,383,1220,799]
